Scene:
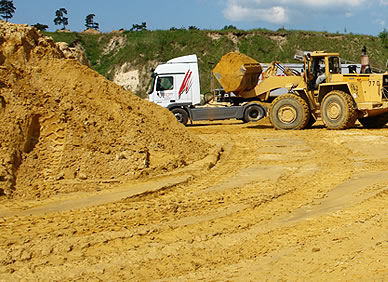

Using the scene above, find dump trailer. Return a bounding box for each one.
[268,51,388,130]
[149,52,301,125]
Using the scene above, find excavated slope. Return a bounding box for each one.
[0,21,209,199]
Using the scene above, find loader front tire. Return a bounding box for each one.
[269,94,310,130]
[171,108,189,125]
[321,90,357,130]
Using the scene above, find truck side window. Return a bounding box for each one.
[156,76,174,91]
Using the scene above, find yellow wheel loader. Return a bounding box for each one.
[267,51,388,129]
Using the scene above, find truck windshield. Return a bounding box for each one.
[148,74,156,94]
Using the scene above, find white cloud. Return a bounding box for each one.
[223,0,369,24]
[294,0,366,8]
[224,5,288,24]
[375,18,385,26]
[380,0,388,5]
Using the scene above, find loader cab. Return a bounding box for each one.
[305,52,341,91]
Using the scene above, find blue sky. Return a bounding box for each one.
[8,0,388,35]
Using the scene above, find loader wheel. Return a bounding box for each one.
[243,104,266,123]
[358,112,388,128]
[171,108,188,125]
[269,94,310,130]
[321,90,357,130]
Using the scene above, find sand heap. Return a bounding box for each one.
[0,21,209,199]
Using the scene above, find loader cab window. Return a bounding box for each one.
[310,57,325,89]
[328,56,340,74]
[156,76,174,91]
[310,57,324,75]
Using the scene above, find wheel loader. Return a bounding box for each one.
[266,51,388,129]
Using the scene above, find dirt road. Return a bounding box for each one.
[0,119,387,280]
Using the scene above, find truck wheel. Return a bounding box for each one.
[269,94,310,130]
[358,112,388,128]
[171,108,189,125]
[243,104,266,123]
[321,90,357,130]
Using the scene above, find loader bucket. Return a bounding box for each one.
[212,52,262,94]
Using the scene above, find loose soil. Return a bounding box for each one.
[0,119,387,280]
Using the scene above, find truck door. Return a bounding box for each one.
[153,75,176,106]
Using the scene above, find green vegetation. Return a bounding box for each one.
[379,29,388,49]
[45,29,388,98]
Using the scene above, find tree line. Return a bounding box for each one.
[0,0,235,32]
[0,1,99,31]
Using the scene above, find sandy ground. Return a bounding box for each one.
[0,118,387,280]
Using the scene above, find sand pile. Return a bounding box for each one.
[0,21,209,199]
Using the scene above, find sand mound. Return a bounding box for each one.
[81,28,101,34]
[0,21,209,199]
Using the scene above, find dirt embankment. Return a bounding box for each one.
[0,21,209,199]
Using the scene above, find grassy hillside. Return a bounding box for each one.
[45,29,388,98]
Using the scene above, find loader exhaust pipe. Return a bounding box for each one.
[361,46,371,74]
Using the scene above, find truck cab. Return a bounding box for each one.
[149,55,201,109]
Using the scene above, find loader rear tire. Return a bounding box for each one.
[171,108,189,125]
[358,112,388,128]
[321,90,357,130]
[243,104,266,123]
[269,94,310,130]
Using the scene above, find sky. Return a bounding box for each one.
[7,0,388,36]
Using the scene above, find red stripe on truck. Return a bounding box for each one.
[179,70,193,98]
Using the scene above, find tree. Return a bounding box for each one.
[130,22,147,31]
[0,0,16,22]
[222,25,237,30]
[85,14,99,30]
[188,26,199,31]
[32,23,49,31]
[54,8,68,30]
[379,28,388,49]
